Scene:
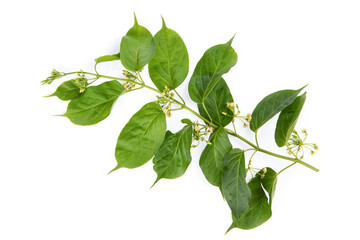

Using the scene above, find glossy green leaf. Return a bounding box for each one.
[275,93,307,147]
[199,126,232,187]
[188,38,237,104]
[222,149,251,220]
[148,17,189,91]
[63,80,125,125]
[95,53,120,64]
[250,85,307,132]
[227,168,277,231]
[152,119,193,185]
[120,14,155,71]
[47,79,81,101]
[111,102,166,171]
[197,78,234,126]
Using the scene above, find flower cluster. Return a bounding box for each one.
[222,102,252,128]
[122,70,138,91]
[41,69,64,85]
[286,129,319,159]
[157,86,176,117]
[191,120,214,147]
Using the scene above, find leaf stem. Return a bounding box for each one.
[246,150,258,173]
[202,102,213,123]
[255,131,260,148]
[278,162,297,175]
[174,89,185,105]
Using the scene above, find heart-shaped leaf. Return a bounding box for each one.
[275,93,307,147]
[188,38,237,104]
[222,149,251,220]
[148,17,189,91]
[197,78,234,126]
[111,102,166,172]
[120,14,155,71]
[152,119,193,185]
[227,167,277,231]
[250,86,307,132]
[63,80,125,125]
[199,126,232,187]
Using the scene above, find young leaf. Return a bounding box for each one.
[188,37,237,104]
[111,102,166,172]
[63,80,125,125]
[152,119,193,185]
[47,79,81,101]
[199,126,232,187]
[227,168,277,231]
[120,14,155,72]
[148,17,189,91]
[197,78,234,126]
[275,93,307,147]
[95,53,120,64]
[222,149,251,220]
[250,86,307,132]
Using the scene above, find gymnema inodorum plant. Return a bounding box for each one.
[42,14,319,232]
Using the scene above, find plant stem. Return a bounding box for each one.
[278,162,297,175]
[255,131,259,147]
[75,71,319,172]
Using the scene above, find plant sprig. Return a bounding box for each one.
[42,14,319,232]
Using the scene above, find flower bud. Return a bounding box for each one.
[247,113,252,122]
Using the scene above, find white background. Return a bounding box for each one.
[1,0,359,239]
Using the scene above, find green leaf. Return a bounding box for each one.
[197,78,234,126]
[188,37,237,104]
[111,102,166,171]
[199,126,232,187]
[120,14,155,72]
[47,79,81,101]
[148,17,189,91]
[63,80,125,125]
[250,85,307,132]
[260,167,277,205]
[227,168,277,231]
[95,53,120,64]
[152,119,193,185]
[275,93,307,147]
[222,149,251,220]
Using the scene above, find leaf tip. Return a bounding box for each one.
[107,165,120,175]
[133,12,139,26]
[299,84,309,92]
[160,15,167,28]
[227,34,236,45]
[150,177,161,189]
[225,224,235,235]
[52,114,65,117]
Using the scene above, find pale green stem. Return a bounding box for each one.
[278,162,297,175]
[255,131,260,147]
